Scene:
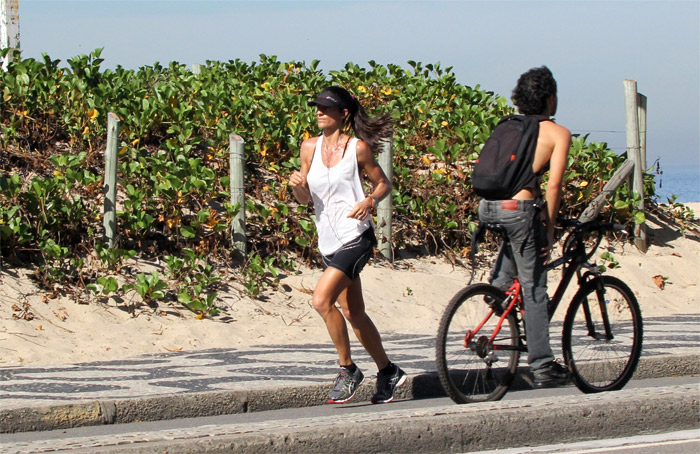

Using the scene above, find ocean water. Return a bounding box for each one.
[653,165,700,203]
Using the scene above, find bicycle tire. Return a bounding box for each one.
[436,283,521,403]
[562,275,643,393]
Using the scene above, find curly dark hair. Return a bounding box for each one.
[511,66,557,115]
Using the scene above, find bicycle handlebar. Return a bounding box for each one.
[477,218,629,272]
[547,219,629,269]
[558,218,628,235]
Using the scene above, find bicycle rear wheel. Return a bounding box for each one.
[562,275,643,393]
[436,283,521,403]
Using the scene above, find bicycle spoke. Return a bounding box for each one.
[436,284,521,403]
[563,276,643,393]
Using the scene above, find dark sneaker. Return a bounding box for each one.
[484,295,505,315]
[371,364,407,404]
[533,361,570,388]
[328,367,364,404]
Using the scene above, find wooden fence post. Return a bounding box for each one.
[637,93,647,171]
[1,0,20,71]
[377,138,393,262]
[229,134,246,260]
[104,113,120,248]
[578,160,634,223]
[624,79,648,252]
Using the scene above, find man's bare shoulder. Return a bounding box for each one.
[542,120,571,139]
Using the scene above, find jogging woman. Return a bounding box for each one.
[289,86,406,404]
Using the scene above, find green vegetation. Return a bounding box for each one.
[0,48,659,316]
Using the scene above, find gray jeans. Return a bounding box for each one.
[478,199,554,371]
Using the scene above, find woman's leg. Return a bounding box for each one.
[312,266,390,370]
[337,276,390,371]
[338,279,407,404]
[312,267,354,365]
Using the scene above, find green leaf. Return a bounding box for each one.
[600,252,615,261]
[185,300,208,311]
[98,276,119,293]
[181,226,196,238]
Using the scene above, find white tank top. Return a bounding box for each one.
[306,136,372,256]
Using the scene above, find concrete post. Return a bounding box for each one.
[229,134,246,260]
[104,113,120,248]
[377,138,393,262]
[1,0,20,71]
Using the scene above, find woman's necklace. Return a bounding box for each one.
[322,137,349,167]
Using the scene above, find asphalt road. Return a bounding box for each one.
[470,428,700,454]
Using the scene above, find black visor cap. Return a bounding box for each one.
[308,89,345,108]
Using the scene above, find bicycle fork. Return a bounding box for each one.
[579,269,615,341]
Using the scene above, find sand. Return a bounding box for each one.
[1,204,698,367]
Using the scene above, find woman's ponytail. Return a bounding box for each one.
[349,100,394,153]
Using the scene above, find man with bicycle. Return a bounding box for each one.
[478,66,572,388]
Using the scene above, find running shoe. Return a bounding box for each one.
[371,364,407,404]
[328,366,364,404]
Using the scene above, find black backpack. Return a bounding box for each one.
[472,114,549,200]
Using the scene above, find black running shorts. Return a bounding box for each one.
[321,228,377,280]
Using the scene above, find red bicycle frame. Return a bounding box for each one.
[464,279,522,348]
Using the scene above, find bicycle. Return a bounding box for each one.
[435,218,643,404]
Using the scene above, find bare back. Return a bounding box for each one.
[513,118,572,248]
[513,120,571,200]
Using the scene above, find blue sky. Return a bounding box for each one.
[14,0,700,172]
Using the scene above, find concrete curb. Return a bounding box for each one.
[1,354,698,434]
[75,385,700,453]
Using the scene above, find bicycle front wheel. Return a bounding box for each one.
[436,284,521,403]
[562,276,643,393]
